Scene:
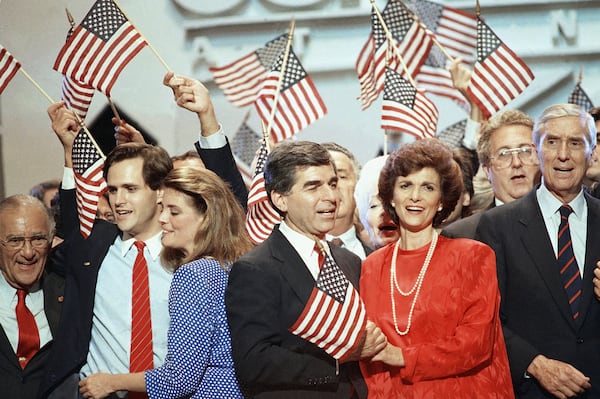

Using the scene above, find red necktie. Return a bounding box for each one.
[557,205,583,319]
[130,241,153,398]
[314,243,325,269]
[16,289,40,369]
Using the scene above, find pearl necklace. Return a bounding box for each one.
[390,231,438,336]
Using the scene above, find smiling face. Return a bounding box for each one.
[484,124,539,203]
[538,116,594,203]
[392,167,442,234]
[0,205,51,290]
[270,165,340,240]
[366,194,398,248]
[159,188,204,256]
[106,158,162,241]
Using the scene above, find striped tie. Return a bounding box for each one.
[130,241,153,399]
[557,205,583,319]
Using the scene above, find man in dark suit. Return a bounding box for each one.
[226,141,385,398]
[0,195,64,399]
[476,104,600,398]
[443,109,539,239]
[39,73,248,399]
[321,143,373,259]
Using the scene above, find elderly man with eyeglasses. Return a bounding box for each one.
[442,109,541,238]
[0,194,64,399]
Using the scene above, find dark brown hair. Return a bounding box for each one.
[103,143,172,190]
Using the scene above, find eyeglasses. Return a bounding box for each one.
[490,146,537,169]
[0,235,50,250]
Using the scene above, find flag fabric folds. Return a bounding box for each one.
[254,49,327,144]
[231,121,262,187]
[410,0,477,108]
[382,68,439,139]
[289,248,367,361]
[356,2,433,110]
[466,17,534,119]
[53,0,147,96]
[245,139,281,245]
[437,118,467,149]
[210,34,288,108]
[72,129,107,238]
[568,82,594,112]
[0,45,21,95]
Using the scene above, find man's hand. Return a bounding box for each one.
[342,320,387,363]
[593,261,600,300]
[449,58,471,98]
[79,373,115,399]
[112,117,146,145]
[47,101,80,167]
[527,355,591,398]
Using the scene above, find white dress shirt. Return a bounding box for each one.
[326,225,366,260]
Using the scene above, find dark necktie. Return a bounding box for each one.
[557,205,583,319]
[130,241,153,399]
[16,289,40,368]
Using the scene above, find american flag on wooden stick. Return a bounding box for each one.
[72,129,107,238]
[568,82,594,112]
[382,67,438,139]
[231,121,262,187]
[245,139,281,245]
[254,48,327,144]
[210,34,288,108]
[60,24,95,120]
[410,0,477,109]
[466,17,534,119]
[289,246,367,361]
[356,2,433,110]
[53,0,147,96]
[0,45,21,95]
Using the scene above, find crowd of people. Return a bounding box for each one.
[1,66,600,399]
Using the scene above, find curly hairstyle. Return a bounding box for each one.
[378,138,463,228]
[160,167,252,271]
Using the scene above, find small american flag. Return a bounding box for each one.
[254,48,327,144]
[568,82,594,112]
[72,129,107,238]
[0,45,21,95]
[231,122,262,187]
[410,0,477,109]
[382,67,439,139]
[61,26,95,120]
[245,139,281,245]
[356,2,433,110]
[53,0,147,96]
[437,118,467,149]
[289,248,367,361]
[466,17,534,119]
[210,34,288,108]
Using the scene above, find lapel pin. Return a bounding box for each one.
[57,296,64,303]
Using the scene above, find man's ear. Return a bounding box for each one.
[156,188,164,204]
[270,191,287,214]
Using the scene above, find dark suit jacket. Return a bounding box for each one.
[39,141,247,398]
[0,272,64,399]
[226,226,368,398]
[442,201,495,239]
[476,189,600,398]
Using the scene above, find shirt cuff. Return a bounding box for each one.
[197,124,226,149]
[462,118,481,150]
[61,167,75,190]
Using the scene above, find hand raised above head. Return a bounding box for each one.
[112,117,146,146]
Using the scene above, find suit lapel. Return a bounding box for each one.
[269,228,316,306]
[42,273,64,338]
[577,194,600,324]
[519,192,578,328]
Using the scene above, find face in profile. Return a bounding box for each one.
[328,151,358,224]
[366,194,398,248]
[159,188,204,256]
[0,205,51,290]
[391,167,442,233]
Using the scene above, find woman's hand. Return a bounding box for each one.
[79,373,116,399]
[371,342,405,367]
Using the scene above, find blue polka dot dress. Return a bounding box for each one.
[145,258,244,398]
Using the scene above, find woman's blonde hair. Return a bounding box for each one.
[160,167,252,270]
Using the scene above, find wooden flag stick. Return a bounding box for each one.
[65,7,76,28]
[261,120,271,153]
[395,0,455,63]
[265,19,296,140]
[107,96,123,121]
[370,0,416,87]
[476,0,481,17]
[18,68,55,105]
[578,67,583,84]
[112,0,171,72]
